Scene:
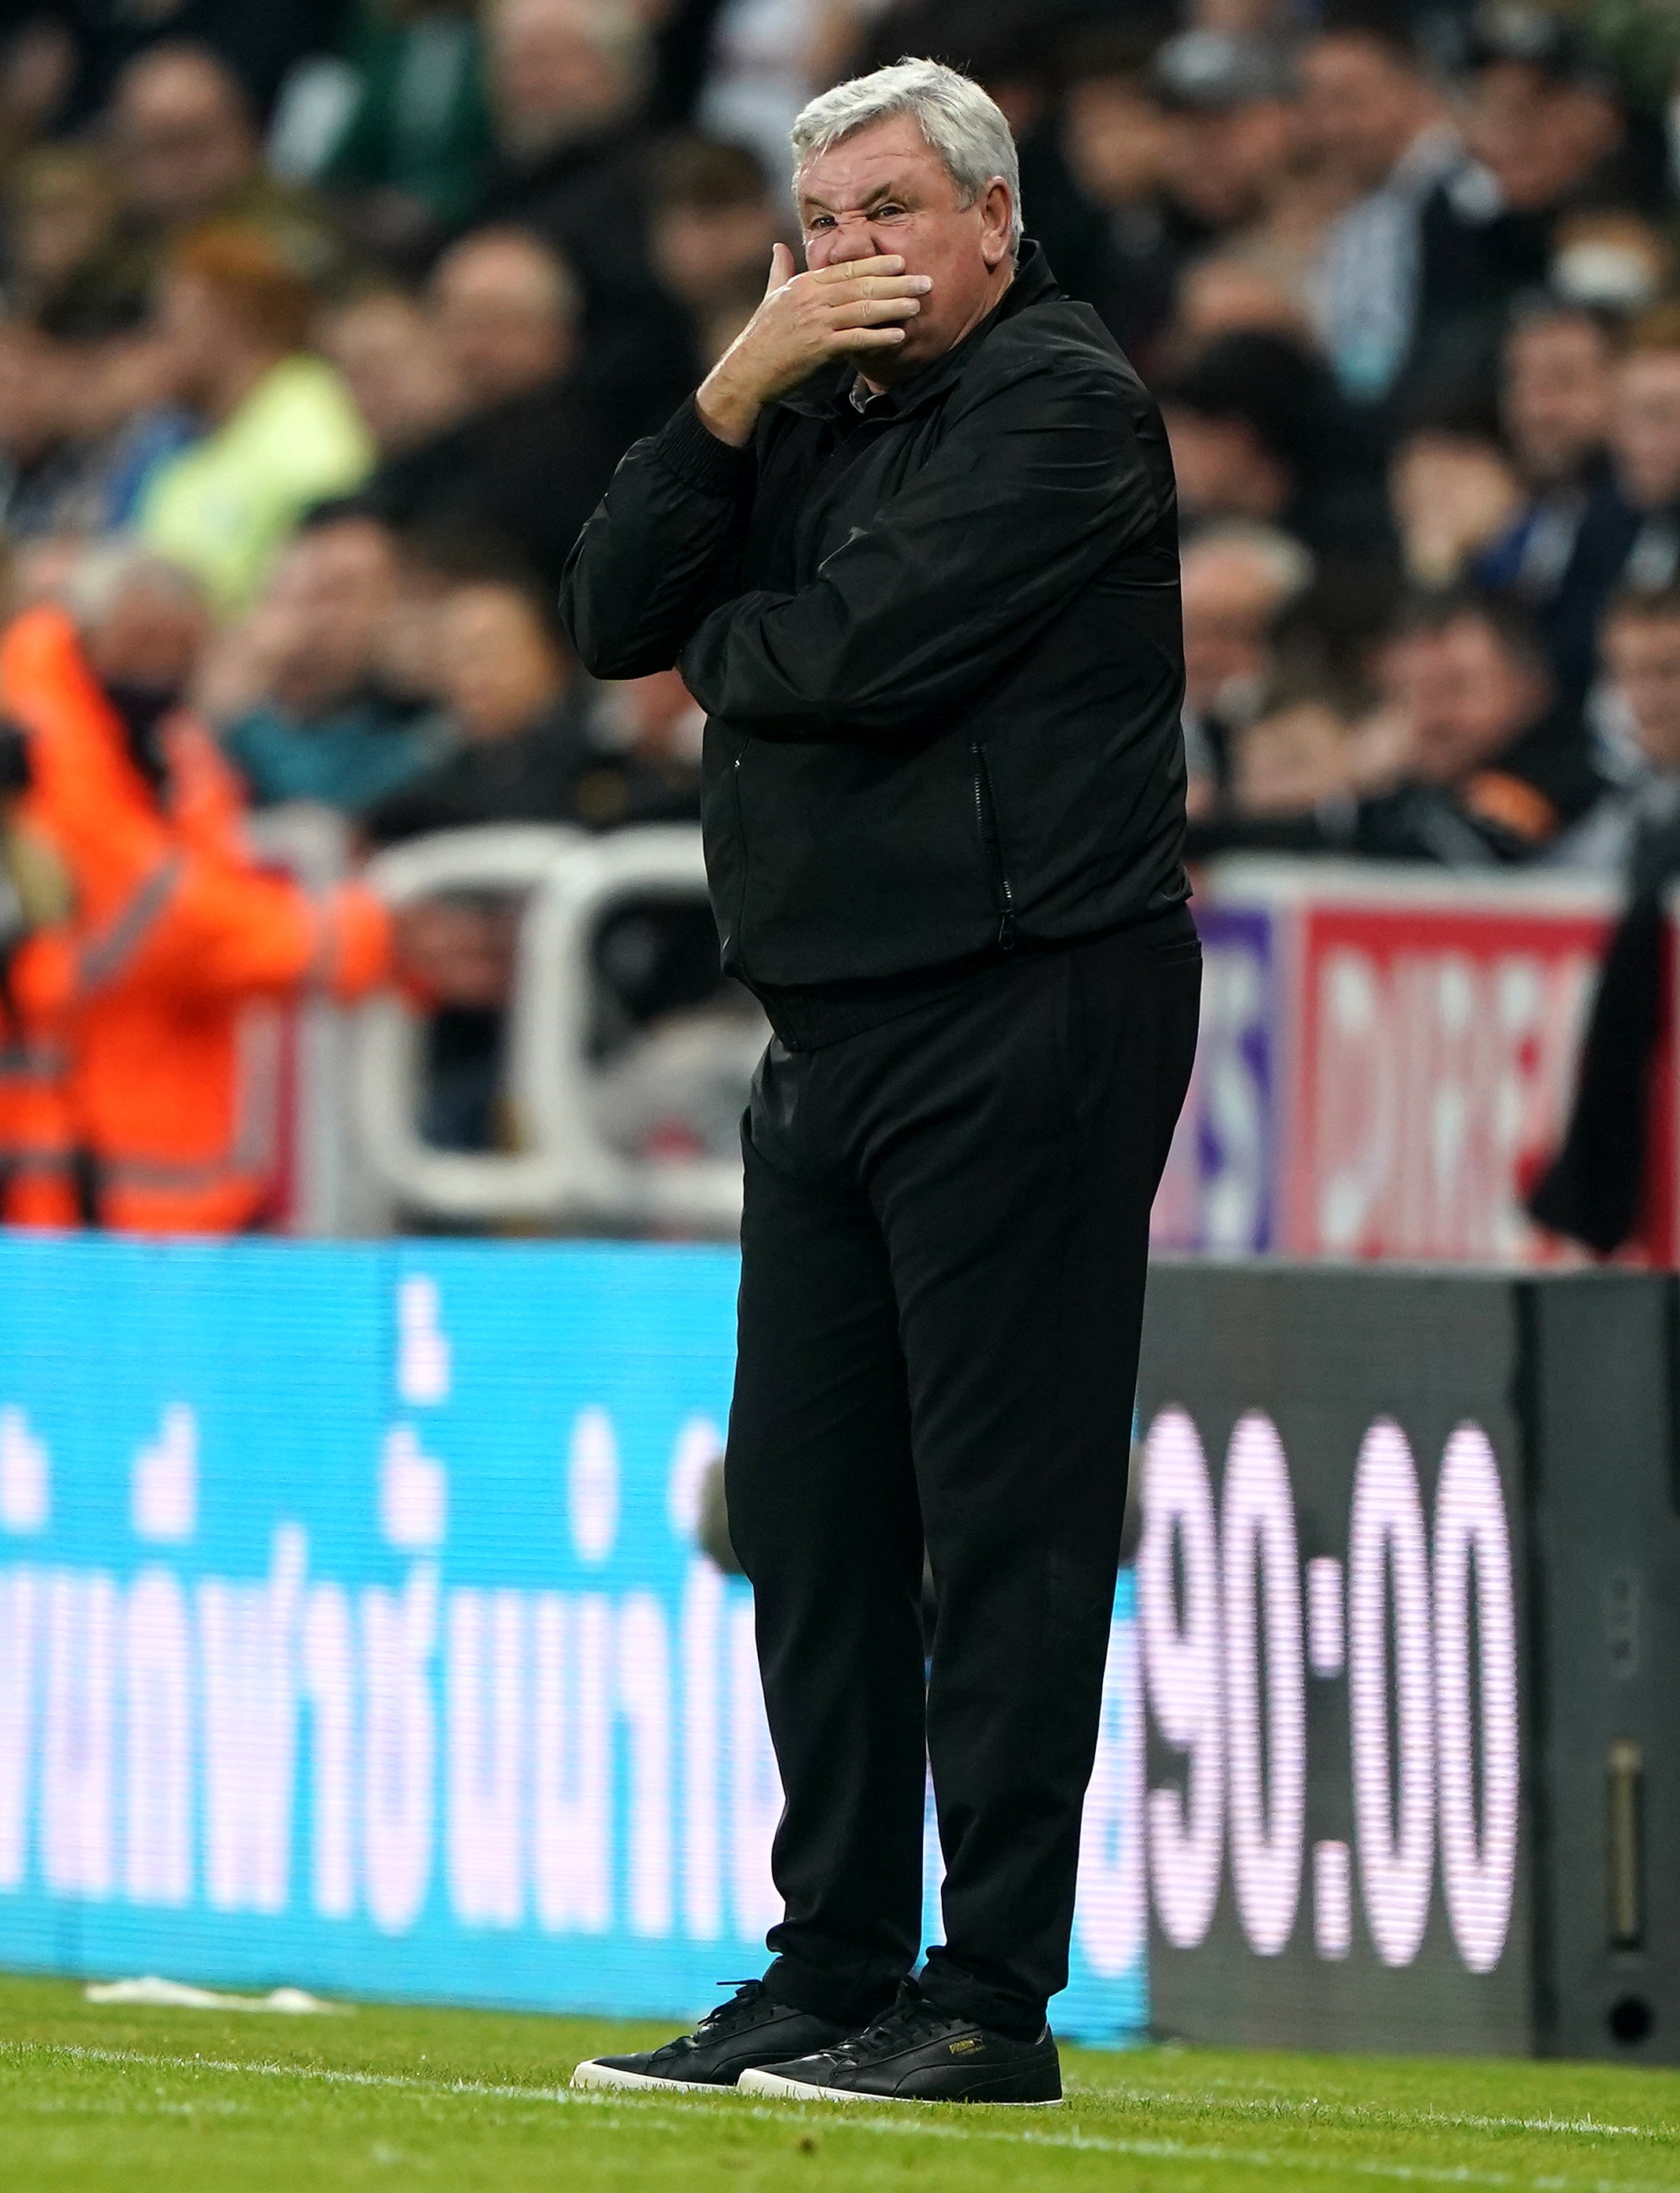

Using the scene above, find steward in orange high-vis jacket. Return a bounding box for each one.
[0,574,394,1234]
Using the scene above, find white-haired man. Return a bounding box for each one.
[565,59,1197,2108]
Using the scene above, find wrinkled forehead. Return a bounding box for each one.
[794,113,958,213]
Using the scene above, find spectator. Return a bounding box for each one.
[1163,248,1314,368]
[0,546,395,1232]
[1355,591,1605,861]
[366,576,696,843]
[1605,307,1680,593]
[134,222,374,612]
[212,512,454,814]
[475,0,655,328]
[646,134,780,374]
[1178,521,1314,811]
[1162,329,1395,561]
[319,0,497,264]
[354,226,619,591]
[1149,29,1300,250]
[1230,695,1357,817]
[1461,6,1649,295]
[0,319,106,539]
[1191,591,1605,863]
[95,43,360,322]
[1531,585,1680,1253]
[317,284,467,460]
[1474,297,1622,698]
[1388,424,1522,586]
[1550,583,1680,871]
[1300,2,1505,414]
[1057,25,1182,368]
[2,144,125,337]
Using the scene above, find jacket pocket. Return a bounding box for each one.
[971,741,1017,951]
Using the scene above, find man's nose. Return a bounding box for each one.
[826,214,888,262]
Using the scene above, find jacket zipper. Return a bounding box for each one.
[729,747,750,960]
[971,742,1017,951]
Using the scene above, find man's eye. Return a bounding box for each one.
[808,215,836,231]
[875,204,907,219]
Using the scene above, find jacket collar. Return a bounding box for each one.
[778,238,1061,422]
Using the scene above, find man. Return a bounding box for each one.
[135,220,373,612]
[353,227,623,592]
[215,513,454,815]
[0,549,393,1233]
[562,57,1197,2108]
[1474,298,1619,700]
[1300,2,1505,414]
[1531,585,1680,1252]
[97,43,358,315]
[1161,327,1395,562]
[1178,521,1314,813]
[1460,3,1651,293]
[1188,591,1603,863]
[365,576,690,844]
[1149,28,1299,248]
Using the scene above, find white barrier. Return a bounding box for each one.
[356,825,745,1232]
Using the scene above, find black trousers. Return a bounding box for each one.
[726,913,1200,2037]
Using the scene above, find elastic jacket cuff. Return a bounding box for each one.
[656,398,755,495]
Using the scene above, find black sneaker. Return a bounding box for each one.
[737,1982,1061,2106]
[572,1980,853,2093]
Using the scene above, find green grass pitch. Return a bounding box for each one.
[3,1970,1678,2191]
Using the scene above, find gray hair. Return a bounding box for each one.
[790,58,1023,253]
[65,542,204,629]
[1181,521,1316,608]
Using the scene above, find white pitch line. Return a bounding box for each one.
[1067,2085,1675,2146]
[1,2040,1673,2193]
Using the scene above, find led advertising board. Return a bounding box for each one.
[1135,1261,1680,2062]
[0,1233,1145,2041]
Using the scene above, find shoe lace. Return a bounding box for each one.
[831,1983,954,2062]
[693,1979,769,2039]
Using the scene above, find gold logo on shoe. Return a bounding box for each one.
[948,2037,982,2055]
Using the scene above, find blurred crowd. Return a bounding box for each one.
[6,0,1680,1230]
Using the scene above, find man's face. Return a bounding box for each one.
[796,114,1013,384]
[436,585,568,743]
[653,197,780,314]
[1461,61,1620,213]
[1502,315,1612,486]
[429,237,572,408]
[1179,544,1285,712]
[1160,98,1295,228]
[489,0,630,160]
[1386,616,1546,786]
[86,581,208,699]
[1061,75,1171,208]
[258,521,396,715]
[113,56,255,229]
[1612,351,1680,511]
[1299,35,1428,194]
[322,293,465,454]
[1606,614,1680,772]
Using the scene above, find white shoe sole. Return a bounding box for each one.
[737,2066,1061,2107]
[571,2059,730,2094]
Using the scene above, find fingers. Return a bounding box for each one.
[831,327,911,351]
[818,272,932,304]
[825,295,922,327]
[765,241,797,295]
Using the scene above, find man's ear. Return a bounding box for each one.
[980,178,1013,267]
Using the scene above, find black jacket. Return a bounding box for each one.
[559,243,1189,994]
